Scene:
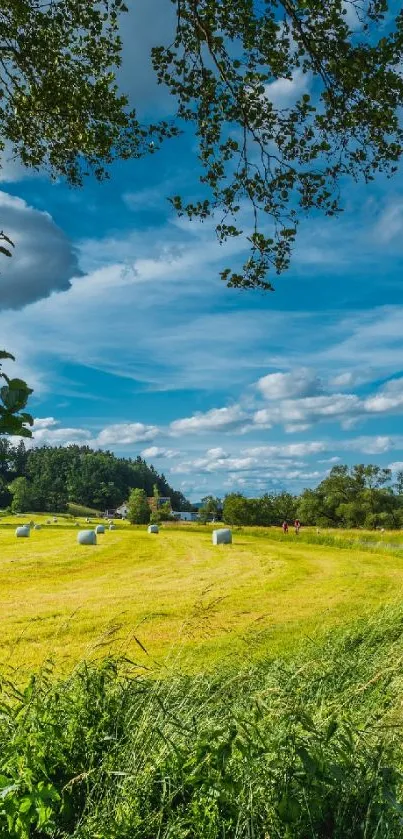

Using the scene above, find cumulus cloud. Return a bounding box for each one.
[170,405,247,435]
[257,368,322,400]
[32,417,58,430]
[141,446,178,459]
[0,192,80,309]
[96,423,159,446]
[31,419,91,447]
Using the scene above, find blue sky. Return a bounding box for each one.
[1,1,403,502]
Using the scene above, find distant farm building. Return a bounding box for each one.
[172,511,199,522]
[116,503,129,519]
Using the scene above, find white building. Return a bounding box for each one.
[116,503,129,519]
[172,511,199,522]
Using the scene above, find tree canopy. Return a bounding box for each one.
[222,465,403,529]
[1,0,402,290]
[127,488,151,525]
[1,1,403,433]
[1,440,190,513]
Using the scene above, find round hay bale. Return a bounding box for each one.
[16,526,30,538]
[77,530,97,546]
[109,524,116,531]
[148,524,159,534]
[46,520,51,525]
[212,528,232,545]
[53,518,58,523]
[95,524,105,534]
[34,525,41,531]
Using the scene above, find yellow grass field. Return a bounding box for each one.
[1,514,403,676]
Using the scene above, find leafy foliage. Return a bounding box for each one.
[1,440,189,512]
[199,495,221,523]
[298,463,403,528]
[0,0,176,186]
[223,490,298,525]
[2,607,403,836]
[152,0,403,289]
[1,1,403,295]
[127,487,151,525]
[0,351,33,438]
[222,466,403,528]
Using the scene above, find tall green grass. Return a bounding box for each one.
[1,605,403,837]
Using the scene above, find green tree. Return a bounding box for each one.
[223,493,252,526]
[127,488,150,525]
[272,492,298,525]
[199,495,221,524]
[152,0,403,289]
[2,1,403,295]
[8,476,32,512]
[0,1,172,187]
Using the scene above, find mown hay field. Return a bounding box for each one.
[1,514,403,675]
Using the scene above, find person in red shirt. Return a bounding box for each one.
[282,521,289,534]
[294,519,301,534]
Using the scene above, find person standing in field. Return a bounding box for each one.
[282,521,289,534]
[294,519,301,535]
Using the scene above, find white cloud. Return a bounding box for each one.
[141,446,177,459]
[243,441,326,458]
[284,423,312,433]
[253,393,362,430]
[257,368,322,400]
[265,69,310,107]
[342,435,396,455]
[170,405,247,435]
[32,425,91,447]
[96,423,159,446]
[0,144,40,184]
[32,417,58,430]
[329,371,357,389]
[375,201,403,244]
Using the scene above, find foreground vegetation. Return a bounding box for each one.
[2,604,403,837]
[1,518,403,673]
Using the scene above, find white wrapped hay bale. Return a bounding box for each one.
[34,525,41,531]
[109,524,117,531]
[53,518,58,523]
[77,530,97,546]
[148,524,159,534]
[95,524,105,534]
[212,528,232,545]
[16,526,30,538]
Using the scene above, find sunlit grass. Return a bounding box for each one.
[1,515,403,675]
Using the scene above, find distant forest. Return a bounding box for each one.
[0,440,191,513]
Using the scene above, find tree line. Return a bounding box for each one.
[220,465,403,529]
[0,440,191,514]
